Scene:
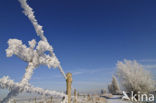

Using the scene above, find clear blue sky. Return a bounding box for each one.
[0,0,156,94]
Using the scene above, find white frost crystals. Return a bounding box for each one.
[0,0,68,102]
[18,0,47,41]
[0,76,66,97]
[6,39,60,69]
[116,60,155,94]
[18,0,66,79]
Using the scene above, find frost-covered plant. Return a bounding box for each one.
[108,76,120,95]
[0,0,68,103]
[116,60,155,94]
[6,39,60,85]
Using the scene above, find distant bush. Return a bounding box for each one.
[116,60,155,94]
[101,89,107,95]
[108,76,120,95]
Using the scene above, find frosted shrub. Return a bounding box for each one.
[116,60,155,94]
[108,76,120,95]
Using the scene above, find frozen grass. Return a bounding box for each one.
[4,95,108,103]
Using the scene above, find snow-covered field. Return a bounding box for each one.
[107,99,131,103]
[0,95,132,103]
[106,95,131,103]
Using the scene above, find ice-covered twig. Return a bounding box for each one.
[1,38,62,103]
[6,39,60,85]
[18,0,66,79]
[0,0,68,102]
[0,76,67,103]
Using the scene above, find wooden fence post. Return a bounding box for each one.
[14,99,16,103]
[34,97,37,103]
[51,96,53,103]
[88,94,91,101]
[74,89,77,103]
[66,73,72,103]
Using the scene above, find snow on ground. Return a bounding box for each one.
[107,99,131,103]
[0,95,139,103]
[106,95,131,103]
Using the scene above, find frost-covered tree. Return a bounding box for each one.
[108,76,120,95]
[116,60,155,94]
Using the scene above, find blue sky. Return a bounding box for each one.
[0,0,156,94]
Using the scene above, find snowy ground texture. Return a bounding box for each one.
[0,95,134,103]
[1,94,156,103]
[106,95,131,103]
